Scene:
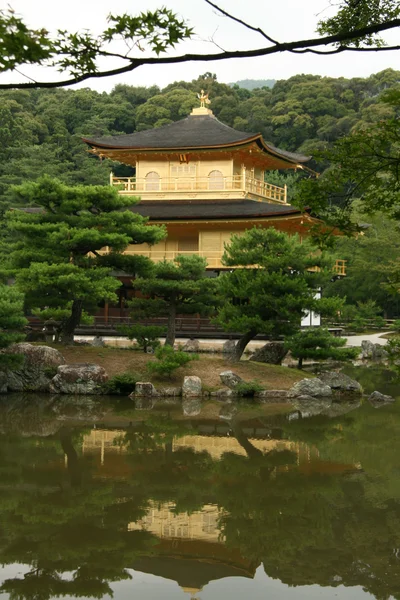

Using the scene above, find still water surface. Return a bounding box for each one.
[0,367,399,600]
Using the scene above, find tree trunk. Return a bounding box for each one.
[165,298,177,347]
[59,299,83,345]
[298,356,303,369]
[228,329,257,362]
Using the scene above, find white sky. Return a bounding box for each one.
[1,0,400,91]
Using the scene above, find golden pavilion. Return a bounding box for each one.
[83,92,344,275]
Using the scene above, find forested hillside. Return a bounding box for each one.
[1,68,399,210]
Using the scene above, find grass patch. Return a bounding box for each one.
[49,345,307,390]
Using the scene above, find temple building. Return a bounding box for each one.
[83,92,345,275]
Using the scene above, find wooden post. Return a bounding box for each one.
[242,165,246,191]
[109,171,114,187]
[284,184,287,203]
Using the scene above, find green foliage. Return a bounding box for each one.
[3,176,165,342]
[215,227,343,359]
[317,0,400,48]
[285,327,360,368]
[105,372,141,395]
[386,335,400,377]
[296,87,400,231]
[0,7,192,77]
[234,380,264,399]
[147,345,198,378]
[129,254,218,347]
[390,319,400,332]
[0,284,27,369]
[119,324,165,353]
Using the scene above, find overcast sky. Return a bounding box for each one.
[2,0,400,91]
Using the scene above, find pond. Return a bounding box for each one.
[0,365,400,600]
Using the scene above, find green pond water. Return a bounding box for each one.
[0,366,400,600]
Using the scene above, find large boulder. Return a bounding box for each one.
[220,371,243,389]
[222,339,237,356]
[90,336,106,348]
[0,343,65,393]
[49,363,108,395]
[361,340,388,361]
[369,390,395,406]
[182,338,200,353]
[319,371,362,394]
[249,341,287,365]
[132,382,159,397]
[182,376,202,396]
[289,378,333,399]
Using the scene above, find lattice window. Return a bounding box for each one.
[170,164,196,175]
[208,170,224,190]
[145,171,160,190]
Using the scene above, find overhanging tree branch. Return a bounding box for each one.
[0,6,399,90]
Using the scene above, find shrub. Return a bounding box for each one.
[387,336,400,377]
[118,324,165,353]
[235,380,263,398]
[147,345,198,378]
[105,372,140,396]
[285,327,359,368]
[390,320,400,333]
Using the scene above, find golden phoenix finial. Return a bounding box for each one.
[197,89,211,108]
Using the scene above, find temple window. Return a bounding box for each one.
[208,169,224,190]
[145,171,160,190]
[170,163,196,176]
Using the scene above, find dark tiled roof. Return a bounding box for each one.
[83,114,309,163]
[130,200,306,221]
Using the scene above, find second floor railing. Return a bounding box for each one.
[111,174,287,203]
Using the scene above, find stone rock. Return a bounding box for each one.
[182,375,202,397]
[255,390,289,403]
[292,395,333,417]
[222,339,237,356]
[134,397,156,410]
[249,341,288,365]
[210,388,236,400]
[361,340,388,361]
[182,397,202,416]
[219,371,243,389]
[49,363,108,395]
[133,382,159,397]
[219,403,238,421]
[0,343,65,393]
[90,336,106,348]
[289,378,333,398]
[182,338,200,352]
[159,387,182,397]
[319,371,362,394]
[368,390,395,405]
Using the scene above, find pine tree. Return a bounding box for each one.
[215,228,343,361]
[4,176,165,343]
[128,254,218,347]
[285,327,359,369]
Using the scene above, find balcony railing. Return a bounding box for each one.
[111,174,287,203]
[107,248,346,275]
